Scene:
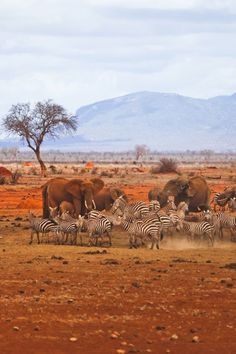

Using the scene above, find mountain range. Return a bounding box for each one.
[1,91,236,151]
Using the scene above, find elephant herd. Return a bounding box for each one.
[42,177,126,218]
[42,175,212,217]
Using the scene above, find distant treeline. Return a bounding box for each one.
[0,147,235,164]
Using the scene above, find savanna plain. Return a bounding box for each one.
[0,162,236,354]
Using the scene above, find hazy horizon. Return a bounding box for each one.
[0,0,236,118]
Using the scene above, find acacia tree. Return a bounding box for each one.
[3,100,77,176]
[135,144,149,161]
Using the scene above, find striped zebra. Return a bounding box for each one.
[142,201,161,220]
[211,212,236,241]
[53,215,82,245]
[182,220,214,246]
[169,201,188,220]
[149,200,161,212]
[111,196,149,221]
[86,217,112,247]
[120,216,162,249]
[211,192,229,212]
[158,199,177,216]
[28,212,58,244]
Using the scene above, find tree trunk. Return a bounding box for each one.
[35,149,47,177]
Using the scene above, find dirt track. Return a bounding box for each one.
[0,166,236,354]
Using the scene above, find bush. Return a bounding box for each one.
[0,176,6,185]
[28,167,39,175]
[150,166,160,174]
[49,165,57,174]
[150,158,178,174]
[159,158,178,173]
[91,167,98,175]
[100,171,113,178]
[11,170,22,184]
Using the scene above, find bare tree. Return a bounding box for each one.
[135,144,149,161]
[2,100,77,176]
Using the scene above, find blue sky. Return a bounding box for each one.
[0,0,236,117]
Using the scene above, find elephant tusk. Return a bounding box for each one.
[92,200,96,209]
[85,200,88,210]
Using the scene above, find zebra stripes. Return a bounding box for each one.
[86,217,112,246]
[111,196,149,221]
[182,220,214,246]
[120,216,162,249]
[53,216,82,245]
[212,212,236,240]
[211,192,229,211]
[28,212,58,244]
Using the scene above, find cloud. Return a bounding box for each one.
[0,0,235,124]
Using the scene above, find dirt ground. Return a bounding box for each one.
[0,163,236,354]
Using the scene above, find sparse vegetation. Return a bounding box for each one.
[150,158,178,174]
[0,176,6,185]
[158,158,178,173]
[2,100,77,176]
[11,170,22,184]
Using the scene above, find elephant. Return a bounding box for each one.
[92,187,128,212]
[148,187,169,207]
[162,175,211,212]
[42,177,104,218]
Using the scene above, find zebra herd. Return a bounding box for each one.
[28,192,236,249]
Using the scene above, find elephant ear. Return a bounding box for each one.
[90,178,104,194]
[110,188,127,201]
[110,188,119,201]
[163,179,180,196]
[65,179,83,199]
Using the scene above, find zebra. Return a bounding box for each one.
[182,220,214,246]
[53,215,82,245]
[169,201,188,220]
[211,192,229,212]
[111,196,149,221]
[158,199,177,216]
[141,200,161,220]
[28,211,58,244]
[149,200,161,212]
[210,212,236,241]
[86,217,112,247]
[120,216,162,249]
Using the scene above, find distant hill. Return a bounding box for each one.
[1,91,236,151]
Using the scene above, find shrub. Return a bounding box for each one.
[150,165,160,174]
[91,167,98,175]
[28,167,39,175]
[100,171,113,178]
[0,176,6,185]
[150,158,178,174]
[72,166,79,173]
[49,165,57,174]
[158,158,178,173]
[11,170,22,184]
